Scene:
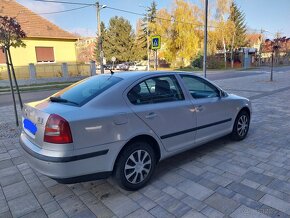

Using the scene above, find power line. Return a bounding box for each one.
[106,6,145,17]
[31,0,94,6]
[106,6,211,28]
[248,28,275,35]
[39,5,92,15]
[28,1,229,30]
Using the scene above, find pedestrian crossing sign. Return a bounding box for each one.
[151,35,161,50]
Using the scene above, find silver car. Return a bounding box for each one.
[20,71,251,190]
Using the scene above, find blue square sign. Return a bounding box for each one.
[151,35,161,50]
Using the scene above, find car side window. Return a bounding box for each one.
[181,75,219,99]
[127,75,184,105]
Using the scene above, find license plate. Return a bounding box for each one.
[23,118,37,135]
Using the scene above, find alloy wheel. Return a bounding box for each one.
[237,115,248,137]
[124,149,152,184]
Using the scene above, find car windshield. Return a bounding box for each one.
[53,75,122,106]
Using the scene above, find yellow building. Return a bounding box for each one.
[0,0,78,67]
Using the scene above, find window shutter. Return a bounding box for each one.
[35,47,55,62]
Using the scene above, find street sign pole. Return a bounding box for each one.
[111,56,116,69]
[154,49,158,70]
[151,36,161,71]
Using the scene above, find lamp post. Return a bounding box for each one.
[203,0,208,78]
[96,2,106,74]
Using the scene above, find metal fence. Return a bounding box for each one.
[67,63,90,77]
[0,63,92,80]
[0,65,30,80]
[35,64,63,79]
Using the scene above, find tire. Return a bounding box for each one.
[114,141,157,190]
[231,110,250,141]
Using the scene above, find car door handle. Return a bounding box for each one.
[145,112,157,119]
[195,105,204,112]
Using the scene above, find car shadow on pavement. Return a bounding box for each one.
[151,135,236,181]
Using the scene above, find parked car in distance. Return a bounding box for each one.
[117,62,134,71]
[129,63,148,71]
[115,63,122,70]
[20,71,251,190]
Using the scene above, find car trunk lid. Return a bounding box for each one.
[22,99,77,149]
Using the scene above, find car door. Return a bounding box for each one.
[126,75,197,152]
[179,75,233,144]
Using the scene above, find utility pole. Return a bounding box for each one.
[203,0,208,78]
[96,1,105,74]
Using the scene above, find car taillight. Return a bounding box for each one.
[44,114,73,144]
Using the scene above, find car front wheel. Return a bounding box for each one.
[114,141,156,190]
[231,110,250,140]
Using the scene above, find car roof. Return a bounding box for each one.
[111,71,198,80]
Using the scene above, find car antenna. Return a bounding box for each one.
[103,65,115,75]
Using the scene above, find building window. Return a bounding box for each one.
[35,47,55,62]
[0,48,6,64]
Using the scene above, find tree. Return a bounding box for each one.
[229,1,246,48]
[215,0,233,68]
[133,19,147,61]
[0,16,26,125]
[101,16,135,62]
[141,1,157,37]
[150,8,172,62]
[135,1,158,63]
[169,0,202,67]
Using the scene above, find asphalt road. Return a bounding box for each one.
[0,67,288,107]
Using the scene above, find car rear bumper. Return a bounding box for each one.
[19,133,120,181]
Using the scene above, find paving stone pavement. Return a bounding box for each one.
[1,71,290,218]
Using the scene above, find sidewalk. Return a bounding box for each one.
[1,72,290,217]
[0,82,74,95]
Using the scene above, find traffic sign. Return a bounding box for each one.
[151,35,161,50]
[111,56,116,62]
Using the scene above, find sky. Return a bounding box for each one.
[16,0,290,39]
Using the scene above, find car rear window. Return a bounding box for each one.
[54,75,122,106]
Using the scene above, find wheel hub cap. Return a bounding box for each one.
[124,149,152,184]
[237,115,248,137]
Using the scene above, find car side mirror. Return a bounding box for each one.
[219,90,227,98]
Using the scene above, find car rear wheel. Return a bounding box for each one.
[114,141,156,190]
[231,110,250,141]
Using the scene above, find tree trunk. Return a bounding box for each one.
[223,37,227,69]
[230,33,235,69]
[7,49,23,109]
[4,47,19,126]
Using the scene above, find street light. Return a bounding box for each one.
[96,2,106,74]
[203,0,208,78]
